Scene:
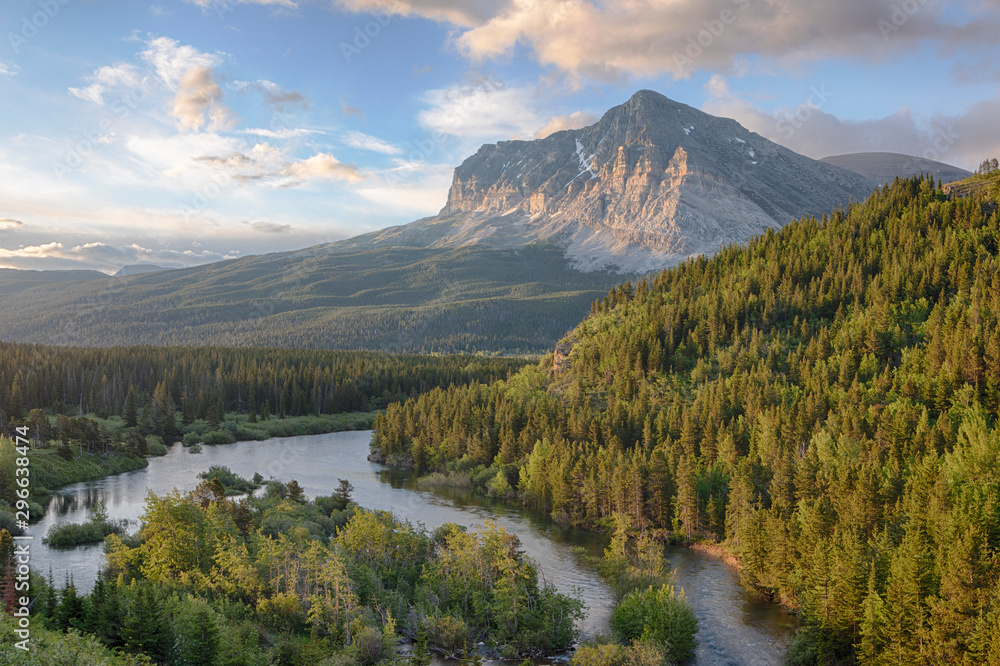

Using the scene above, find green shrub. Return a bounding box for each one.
[611,584,697,663]
[147,439,168,456]
[202,430,234,445]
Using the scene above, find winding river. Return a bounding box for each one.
[26,430,798,664]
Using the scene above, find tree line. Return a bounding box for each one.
[0,344,529,436]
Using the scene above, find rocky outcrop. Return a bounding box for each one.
[550,340,573,377]
[354,90,876,274]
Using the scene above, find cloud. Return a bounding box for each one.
[534,111,599,138]
[0,218,24,230]
[183,0,298,10]
[240,127,320,139]
[149,5,173,16]
[284,153,364,183]
[418,78,544,140]
[0,242,64,258]
[0,239,239,273]
[333,0,507,27]
[232,79,308,110]
[68,36,227,118]
[139,36,224,88]
[249,221,293,233]
[341,102,365,118]
[0,62,16,77]
[358,162,454,214]
[126,133,365,186]
[336,0,1000,80]
[702,75,1000,170]
[173,65,237,131]
[69,64,143,104]
[343,130,402,155]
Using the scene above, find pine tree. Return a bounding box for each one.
[124,385,138,428]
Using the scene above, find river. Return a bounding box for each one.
[26,430,798,664]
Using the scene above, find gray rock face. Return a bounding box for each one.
[820,152,971,187]
[358,90,875,273]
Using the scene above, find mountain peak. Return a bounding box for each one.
[371,90,875,274]
[623,88,691,112]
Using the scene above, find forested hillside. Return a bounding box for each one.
[372,175,1000,663]
[0,244,624,354]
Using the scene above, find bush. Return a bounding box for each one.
[43,521,105,547]
[611,584,697,663]
[147,438,168,456]
[431,615,468,653]
[572,642,628,666]
[199,466,261,495]
[43,501,127,547]
[182,432,202,445]
[202,430,235,445]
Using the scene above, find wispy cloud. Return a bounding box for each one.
[418,77,544,141]
[343,130,401,155]
[240,127,320,139]
[183,0,298,8]
[249,221,293,233]
[126,133,364,186]
[139,36,225,88]
[534,111,599,138]
[0,218,24,230]
[232,79,308,110]
[69,64,143,104]
[0,62,17,77]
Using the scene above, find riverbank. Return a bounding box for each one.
[1,411,377,528]
[687,540,741,569]
[404,463,800,618]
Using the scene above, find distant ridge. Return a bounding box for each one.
[114,264,166,277]
[820,152,971,187]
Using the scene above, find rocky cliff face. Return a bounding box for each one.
[356,90,875,273]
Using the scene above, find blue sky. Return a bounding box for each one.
[1,0,999,273]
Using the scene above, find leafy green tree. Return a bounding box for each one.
[610,583,698,663]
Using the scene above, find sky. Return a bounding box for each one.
[1,0,999,273]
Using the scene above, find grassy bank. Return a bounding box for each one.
[0,438,149,529]
[178,410,377,445]
[1,411,376,529]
